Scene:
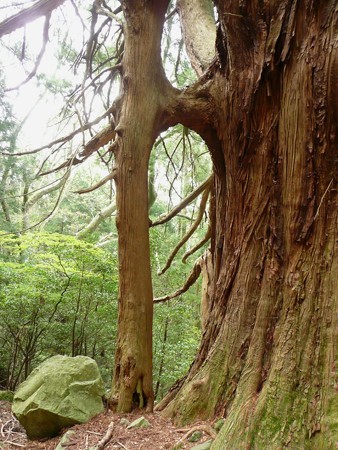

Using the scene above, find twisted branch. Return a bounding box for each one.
[150,175,212,227]
[154,257,202,303]
[159,182,211,275]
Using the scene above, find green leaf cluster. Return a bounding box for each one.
[0,232,118,390]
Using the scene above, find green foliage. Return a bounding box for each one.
[153,299,201,400]
[0,390,14,402]
[151,226,203,400]
[0,222,206,400]
[37,73,72,96]
[0,232,118,390]
[0,228,203,401]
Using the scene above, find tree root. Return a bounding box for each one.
[174,424,217,447]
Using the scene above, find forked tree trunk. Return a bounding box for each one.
[111,0,170,412]
[158,1,337,448]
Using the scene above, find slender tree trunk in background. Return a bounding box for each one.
[154,316,169,400]
[111,0,170,413]
[0,159,12,224]
[158,1,337,448]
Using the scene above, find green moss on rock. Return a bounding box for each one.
[12,355,105,439]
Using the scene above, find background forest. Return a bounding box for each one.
[0,0,211,402]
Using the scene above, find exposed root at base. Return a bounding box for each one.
[174,424,217,447]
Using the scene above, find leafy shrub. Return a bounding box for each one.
[0,232,118,390]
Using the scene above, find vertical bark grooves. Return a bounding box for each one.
[160,1,337,448]
[111,0,170,413]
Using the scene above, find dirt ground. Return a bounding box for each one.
[0,401,215,450]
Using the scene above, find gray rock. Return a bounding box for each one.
[119,418,130,427]
[190,440,213,450]
[12,355,105,439]
[127,416,150,429]
[55,430,76,450]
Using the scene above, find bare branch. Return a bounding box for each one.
[74,170,115,194]
[96,6,123,26]
[0,175,64,200]
[182,223,211,262]
[154,258,202,303]
[150,175,212,226]
[40,125,116,175]
[0,3,35,10]
[23,169,71,229]
[7,12,51,91]
[71,65,121,106]
[174,424,217,447]
[1,105,115,158]
[0,0,67,37]
[159,182,211,275]
[0,167,71,236]
[95,232,117,247]
[84,0,102,79]
[165,6,178,22]
[76,200,116,238]
[162,134,183,201]
[33,168,72,230]
[174,38,184,82]
[24,171,70,210]
[69,0,86,31]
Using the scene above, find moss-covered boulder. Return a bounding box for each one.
[12,355,105,439]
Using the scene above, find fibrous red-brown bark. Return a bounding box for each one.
[157,1,337,448]
[110,0,171,413]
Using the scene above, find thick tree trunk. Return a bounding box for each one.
[110,0,170,413]
[159,1,337,448]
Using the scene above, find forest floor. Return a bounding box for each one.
[0,401,215,450]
